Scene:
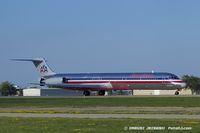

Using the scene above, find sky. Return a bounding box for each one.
[0,0,200,86]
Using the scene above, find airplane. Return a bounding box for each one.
[12,58,186,96]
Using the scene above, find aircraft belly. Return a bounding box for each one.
[128,83,180,90]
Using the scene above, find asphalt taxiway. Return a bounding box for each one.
[0,95,200,99]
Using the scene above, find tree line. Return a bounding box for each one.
[0,75,200,96]
[0,81,17,96]
[182,75,200,94]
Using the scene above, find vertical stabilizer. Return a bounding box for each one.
[12,58,56,77]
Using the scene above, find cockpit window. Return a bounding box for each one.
[169,74,179,79]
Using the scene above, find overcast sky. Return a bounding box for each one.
[1,0,200,86]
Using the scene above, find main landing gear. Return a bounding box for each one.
[175,90,180,95]
[83,90,106,96]
[98,90,105,96]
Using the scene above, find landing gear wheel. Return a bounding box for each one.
[175,91,179,95]
[83,91,90,96]
[98,90,105,96]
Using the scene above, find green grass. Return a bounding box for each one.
[0,117,199,133]
[0,97,200,107]
[0,97,200,132]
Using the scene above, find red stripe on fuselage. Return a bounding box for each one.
[66,80,184,84]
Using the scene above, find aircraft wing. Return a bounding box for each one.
[45,83,112,91]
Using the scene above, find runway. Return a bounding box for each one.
[1,113,200,119]
[1,95,200,98]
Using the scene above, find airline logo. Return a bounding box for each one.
[40,65,48,73]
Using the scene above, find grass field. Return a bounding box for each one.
[0,96,200,107]
[1,97,200,133]
[0,117,200,133]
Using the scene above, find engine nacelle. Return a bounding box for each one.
[39,78,46,86]
[44,77,68,84]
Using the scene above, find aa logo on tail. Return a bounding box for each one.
[40,65,48,73]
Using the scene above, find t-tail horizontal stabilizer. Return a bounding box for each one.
[11,58,56,77]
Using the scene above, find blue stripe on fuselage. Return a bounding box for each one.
[46,72,180,80]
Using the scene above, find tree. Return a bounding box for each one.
[182,75,200,95]
[0,81,17,96]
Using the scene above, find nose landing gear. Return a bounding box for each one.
[175,89,181,95]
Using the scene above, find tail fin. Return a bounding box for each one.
[12,58,56,77]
